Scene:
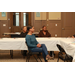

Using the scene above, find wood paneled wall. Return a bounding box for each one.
[0,12,31,37]
[10,12,31,32]
[0,12,7,20]
[28,12,31,25]
[32,12,75,37]
[0,12,10,37]
[0,12,75,37]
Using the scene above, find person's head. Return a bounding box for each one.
[72,35,75,38]
[22,26,27,32]
[42,26,47,31]
[27,26,34,33]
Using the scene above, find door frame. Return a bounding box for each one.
[10,12,21,32]
[61,12,75,37]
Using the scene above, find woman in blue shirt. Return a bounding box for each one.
[26,26,53,62]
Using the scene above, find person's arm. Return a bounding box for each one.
[26,37,37,48]
[33,35,39,45]
[38,31,42,37]
[34,35,41,47]
[35,38,39,45]
[47,31,51,37]
[35,39,41,48]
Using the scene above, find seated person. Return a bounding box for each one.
[20,26,28,57]
[26,26,53,62]
[68,35,75,38]
[20,26,28,37]
[38,26,54,57]
[72,35,75,38]
[38,26,51,37]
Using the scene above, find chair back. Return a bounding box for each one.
[56,44,65,52]
[25,42,32,52]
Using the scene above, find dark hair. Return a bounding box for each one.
[73,35,75,37]
[42,25,46,28]
[27,26,33,32]
[21,26,27,30]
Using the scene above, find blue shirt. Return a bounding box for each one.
[26,34,39,50]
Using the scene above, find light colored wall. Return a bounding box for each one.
[0,12,7,20]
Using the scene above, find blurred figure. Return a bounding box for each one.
[68,35,75,38]
[20,26,28,37]
[72,35,75,38]
[38,26,51,37]
[38,26,54,57]
[20,26,28,57]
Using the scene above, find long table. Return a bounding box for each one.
[0,37,75,61]
[0,38,60,50]
[3,32,39,38]
[59,38,75,62]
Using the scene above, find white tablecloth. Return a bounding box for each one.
[36,38,60,51]
[59,38,75,62]
[4,33,21,35]
[0,37,60,51]
[4,32,39,35]
[0,38,26,50]
[0,37,75,61]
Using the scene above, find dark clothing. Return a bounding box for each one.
[38,30,54,57]
[20,32,27,56]
[31,44,48,62]
[20,32,28,37]
[38,30,51,37]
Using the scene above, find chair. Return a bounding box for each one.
[25,42,42,62]
[56,44,73,62]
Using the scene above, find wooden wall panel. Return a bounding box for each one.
[0,20,10,37]
[0,21,1,37]
[0,12,74,37]
[8,12,11,32]
[35,12,42,20]
[0,12,7,20]
[47,21,61,37]
[34,21,42,32]
[35,12,47,20]
[48,21,61,29]
[31,12,34,26]
[28,12,31,25]
[10,12,21,32]
[41,20,47,27]
[12,27,21,32]
[30,12,75,37]
[0,12,31,37]
[61,12,74,37]
[49,12,61,20]
[0,12,11,37]
[62,30,74,37]
[48,30,61,37]
[73,12,75,34]
[21,12,23,28]
[41,12,46,20]
[34,12,47,32]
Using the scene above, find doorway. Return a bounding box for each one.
[61,12,75,37]
[33,12,75,37]
[10,12,29,33]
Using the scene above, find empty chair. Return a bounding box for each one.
[56,44,73,62]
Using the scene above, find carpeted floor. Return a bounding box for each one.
[0,51,64,62]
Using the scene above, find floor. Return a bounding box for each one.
[0,51,64,62]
